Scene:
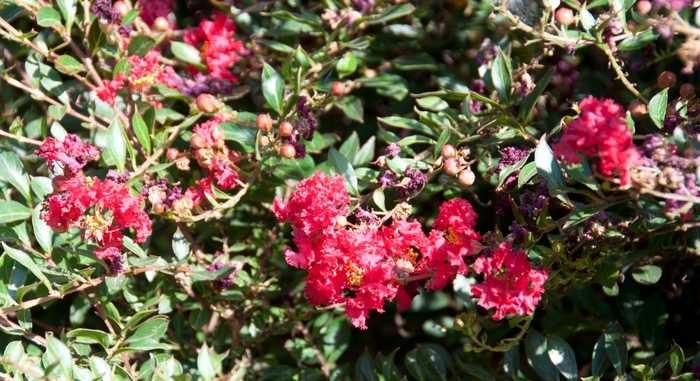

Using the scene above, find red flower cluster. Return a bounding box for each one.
[273,172,494,329]
[471,243,548,320]
[183,13,246,82]
[34,134,100,176]
[96,51,177,105]
[138,0,174,26]
[552,96,641,185]
[36,135,151,273]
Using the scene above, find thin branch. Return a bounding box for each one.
[0,129,42,146]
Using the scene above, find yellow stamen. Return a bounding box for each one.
[345,260,364,286]
[445,227,461,245]
[80,211,113,243]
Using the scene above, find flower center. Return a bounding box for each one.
[345,260,364,286]
[80,210,113,244]
[445,227,461,245]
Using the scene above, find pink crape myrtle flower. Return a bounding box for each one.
[96,51,177,104]
[184,13,246,82]
[552,96,641,185]
[138,0,174,26]
[471,243,548,320]
[34,134,100,176]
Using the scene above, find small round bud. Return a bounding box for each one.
[364,69,377,78]
[444,157,461,176]
[453,317,465,330]
[335,215,348,229]
[196,94,218,113]
[113,1,128,17]
[256,113,272,132]
[153,16,170,32]
[636,0,652,15]
[190,134,207,149]
[331,81,346,96]
[657,71,677,88]
[175,156,190,171]
[279,143,296,159]
[458,168,476,186]
[680,83,695,100]
[211,125,224,142]
[52,175,67,191]
[259,135,270,146]
[555,8,574,26]
[375,155,386,168]
[279,121,294,137]
[166,148,179,161]
[441,144,457,159]
[153,202,166,214]
[628,100,647,117]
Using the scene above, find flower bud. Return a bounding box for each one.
[636,0,652,15]
[680,83,695,100]
[211,124,224,142]
[196,94,218,112]
[331,81,346,96]
[190,134,207,149]
[458,168,476,186]
[444,158,461,176]
[628,100,647,117]
[113,1,128,17]
[175,156,190,171]
[229,150,241,164]
[259,135,270,146]
[153,202,166,214]
[657,71,677,88]
[153,16,170,32]
[166,148,179,161]
[279,143,296,159]
[256,113,272,132]
[52,175,67,191]
[335,215,348,229]
[441,144,457,159]
[453,317,465,330]
[555,8,574,26]
[364,69,377,78]
[278,121,294,137]
[375,155,387,168]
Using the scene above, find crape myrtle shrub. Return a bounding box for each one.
[1,0,700,379]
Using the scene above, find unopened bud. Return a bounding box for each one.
[453,317,465,330]
[259,135,270,146]
[375,155,387,168]
[229,150,241,164]
[196,94,218,113]
[113,1,128,17]
[279,121,294,137]
[153,16,170,32]
[153,202,166,214]
[335,215,348,229]
[280,143,296,159]
[331,81,346,96]
[458,168,476,186]
[657,71,677,89]
[256,113,272,132]
[555,8,574,26]
[441,144,457,159]
[190,134,207,149]
[636,0,652,15]
[166,148,179,161]
[211,125,224,142]
[364,69,377,78]
[444,158,461,176]
[52,175,67,191]
[680,83,695,100]
[628,100,647,117]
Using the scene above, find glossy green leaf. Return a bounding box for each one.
[591,334,611,377]
[631,265,662,285]
[0,201,31,224]
[124,316,168,344]
[337,53,357,78]
[535,135,565,190]
[526,331,559,381]
[519,70,554,121]
[132,112,151,154]
[105,119,127,172]
[56,0,76,28]
[355,352,379,381]
[262,63,285,115]
[378,116,436,138]
[328,148,359,196]
[492,49,512,104]
[335,95,364,122]
[45,336,73,379]
[127,35,156,57]
[36,7,61,27]
[638,294,667,351]
[197,344,217,381]
[649,89,668,129]
[339,131,360,161]
[354,136,376,167]
[172,229,190,261]
[618,30,658,51]
[0,149,32,202]
[604,333,628,376]
[170,41,203,67]
[547,336,578,381]
[670,343,684,376]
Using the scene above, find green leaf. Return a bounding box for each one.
[170,41,204,68]
[122,9,140,25]
[535,135,566,190]
[39,63,69,105]
[564,156,599,191]
[358,74,409,101]
[392,53,437,71]
[339,131,360,161]
[262,63,285,115]
[335,95,364,123]
[132,112,151,154]
[272,156,316,182]
[547,336,578,381]
[503,343,519,381]
[66,329,112,350]
[649,89,668,129]
[32,205,53,255]
[0,201,31,224]
[48,105,67,121]
[591,334,611,377]
[0,149,32,202]
[36,7,62,27]
[378,116,436,138]
[45,336,73,379]
[526,331,559,381]
[364,4,415,26]
[128,35,156,57]
[87,22,107,54]
[197,344,218,381]
[618,30,658,51]
[631,265,662,285]
[417,96,449,112]
[518,161,538,187]
[105,119,126,172]
[256,40,294,53]
[124,316,168,344]
[518,70,554,121]
[492,49,512,104]
[670,343,684,376]
[354,136,376,167]
[56,55,84,74]
[221,119,257,154]
[604,333,628,376]
[56,0,76,29]
[638,294,667,351]
[328,149,359,196]
[355,352,380,381]
[188,308,212,330]
[172,229,190,261]
[373,188,387,211]
[336,53,357,78]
